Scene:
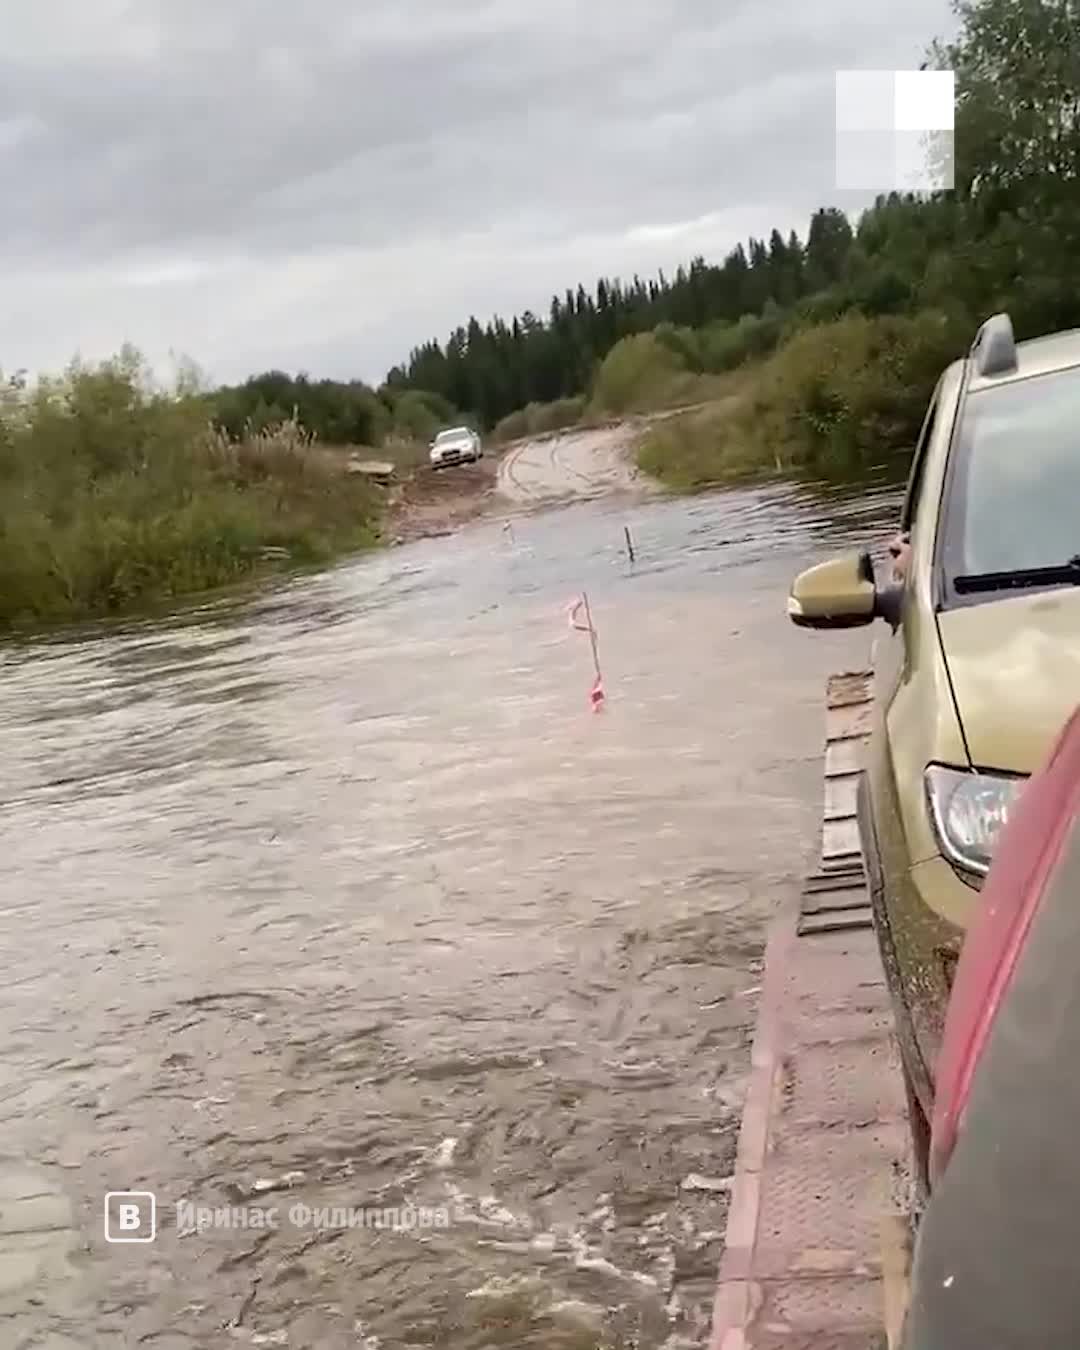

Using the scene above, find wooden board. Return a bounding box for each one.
[825,737,865,778]
[802,866,867,895]
[800,890,872,915]
[823,816,862,862]
[797,907,875,936]
[801,670,875,937]
[824,771,862,821]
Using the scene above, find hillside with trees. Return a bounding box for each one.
[2,0,1076,627]
[382,214,850,430]
[211,212,858,445]
[381,0,1079,459]
[208,0,1078,482]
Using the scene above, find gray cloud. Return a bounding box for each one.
[0,0,956,382]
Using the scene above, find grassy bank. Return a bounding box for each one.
[481,307,969,492]
[0,352,385,631]
[635,309,970,490]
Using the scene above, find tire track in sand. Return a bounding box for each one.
[496,425,649,506]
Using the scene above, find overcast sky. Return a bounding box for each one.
[0,0,956,387]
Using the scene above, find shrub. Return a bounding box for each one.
[638,308,971,488]
[384,389,448,444]
[747,309,967,474]
[492,408,530,443]
[700,309,784,373]
[525,396,586,435]
[636,398,760,491]
[492,396,586,443]
[210,370,390,447]
[0,354,381,629]
[590,332,692,414]
[652,322,704,371]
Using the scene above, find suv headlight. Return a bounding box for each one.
[925,765,1026,881]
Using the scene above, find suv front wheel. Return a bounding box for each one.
[857,772,933,1217]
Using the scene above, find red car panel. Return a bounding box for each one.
[929,703,1080,1184]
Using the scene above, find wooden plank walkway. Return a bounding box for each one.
[710,673,908,1349]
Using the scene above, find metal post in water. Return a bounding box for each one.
[624,525,635,563]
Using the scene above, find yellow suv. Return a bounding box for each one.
[788,313,1080,1193]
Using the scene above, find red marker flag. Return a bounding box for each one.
[567,592,606,712]
[567,596,592,632]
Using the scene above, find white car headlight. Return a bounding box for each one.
[925,765,1026,879]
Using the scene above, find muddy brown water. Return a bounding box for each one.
[0,481,898,1349]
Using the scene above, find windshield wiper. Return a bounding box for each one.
[954,555,1080,594]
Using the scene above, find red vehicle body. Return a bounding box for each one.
[902,702,1080,1347]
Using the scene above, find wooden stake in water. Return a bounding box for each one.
[624,525,635,563]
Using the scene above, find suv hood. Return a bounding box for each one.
[937,588,1080,773]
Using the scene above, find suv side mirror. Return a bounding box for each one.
[787,553,878,629]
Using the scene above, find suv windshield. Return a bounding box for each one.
[941,364,1080,596]
[435,428,468,443]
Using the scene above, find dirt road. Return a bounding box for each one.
[388,422,650,544]
[497,424,650,505]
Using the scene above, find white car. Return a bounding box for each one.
[429,426,483,469]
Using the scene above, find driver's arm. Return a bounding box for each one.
[888,530,912,584]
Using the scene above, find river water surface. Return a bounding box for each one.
[0,481,896,1349]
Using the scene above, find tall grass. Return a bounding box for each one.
[491,396,586,443]
[0,350,381,630]
[588,330,761,419]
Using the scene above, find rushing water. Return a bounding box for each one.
[0,480,898,1350]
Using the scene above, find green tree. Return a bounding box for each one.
[804,208,855,290]
[936,0,1080,209]
[378,0,1078,429]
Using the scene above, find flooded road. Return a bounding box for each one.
[0,480,897,1349]
[497,427,647,504]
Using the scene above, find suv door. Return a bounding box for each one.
[864,377,946,1124]
[872,377,942,689]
